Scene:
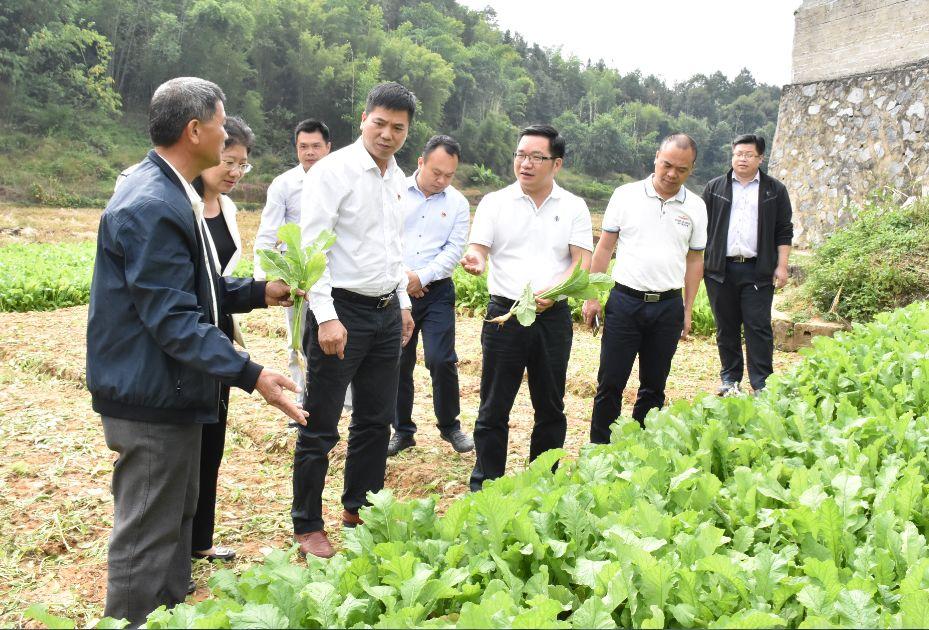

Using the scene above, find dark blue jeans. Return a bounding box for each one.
[704,261,775,391]
[470,298,572,491]
[292,297,401,534]
[395,279,461,437]
[590,287,684,443]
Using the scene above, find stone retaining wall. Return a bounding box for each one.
[768,59,929,246]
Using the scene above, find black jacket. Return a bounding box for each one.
[86,150,266,424]
[701,168,793,284]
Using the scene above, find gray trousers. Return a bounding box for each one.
[102,416,201,625]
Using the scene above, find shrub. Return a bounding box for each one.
[467,164,505,189]
[805,197,929,322]
[59,301,929,628]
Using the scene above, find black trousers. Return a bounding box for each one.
[102,416,201,625]
[705,261,775,391]
[590,287,684,443]
[191,384,229,552]
[395,279,460,437]
[470,298,572,491]
[292,296,401,533]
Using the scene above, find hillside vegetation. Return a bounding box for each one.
[1,0,779,204]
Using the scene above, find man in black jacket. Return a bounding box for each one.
[701,134,793,395]
[86,76,307,625]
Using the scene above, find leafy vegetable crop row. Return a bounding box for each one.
[60,301,929,628]
[0,242,95,312]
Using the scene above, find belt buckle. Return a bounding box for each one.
[733,255,747,263]
[644,292,660,303]
[377,294,393,309]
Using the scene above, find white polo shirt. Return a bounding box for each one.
[469,181,593,301]
[603,177,707,293]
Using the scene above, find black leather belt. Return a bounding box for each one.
[332,288,395,308]
[425,276,452,290]
[615,283,681,303]
[489,295,516,309]
[727,256,756,263]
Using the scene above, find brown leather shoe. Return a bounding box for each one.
[294,530,335,559]
[342,509,364,528]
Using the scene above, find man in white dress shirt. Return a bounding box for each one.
[701,134,793,395]
[292,83,416,558]
[253,119,331,393]
[460,124,593,491]
[583,134,707,443]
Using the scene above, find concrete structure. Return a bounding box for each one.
[769,0,929,246]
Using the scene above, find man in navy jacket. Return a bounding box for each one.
[86,76,307,625]
[701,134,793,396]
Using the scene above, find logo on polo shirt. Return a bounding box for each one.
[673,214,691,229]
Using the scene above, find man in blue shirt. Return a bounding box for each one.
[390,135,473,455]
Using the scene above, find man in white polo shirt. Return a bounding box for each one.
[461,124,593,491]
[582,133,707,443]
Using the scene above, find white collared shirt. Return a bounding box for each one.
[402,173,470,286]
[157,153,220,324]
[603,177,707,292]
[253,164,307,280]
[300,137,411,323]
[727,170,761,257]
[469,181,593,301]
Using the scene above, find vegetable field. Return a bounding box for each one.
[0,204,800,627]
[64,301,929,629]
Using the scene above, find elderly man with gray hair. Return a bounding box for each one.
[86,77,307,625]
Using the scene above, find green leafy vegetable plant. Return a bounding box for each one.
[256,224,335,379]
[487,262,613,326]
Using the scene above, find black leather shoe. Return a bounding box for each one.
[192,545,236,562]
[187,579,196,595]
[441,428,474,453]
[387,432,415,456]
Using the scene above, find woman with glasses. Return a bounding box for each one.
[187,115,254,563]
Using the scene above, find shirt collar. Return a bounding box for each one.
[732,170,761,184]
[353,136,399,177]
[158,153,202,207]
[644,176,686,203]
[509,180,563,201]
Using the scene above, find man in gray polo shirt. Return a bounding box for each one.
[582,133,707,443]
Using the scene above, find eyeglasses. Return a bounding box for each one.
[733,152,760,160]
[221,159,252,174]
[513,152,556,166]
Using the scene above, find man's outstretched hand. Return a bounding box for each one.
[255,369,308,425]
[265,280,304,307]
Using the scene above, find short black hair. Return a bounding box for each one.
[659,133,698,161]
[422,134,461,160]
[364,82,416,122]
[224,116,255,154]
[518,124,566,159]
[149,77,226,147]
[732,133,766,155]
[294,118,331,145]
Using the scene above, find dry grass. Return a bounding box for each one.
[0,204,801,626]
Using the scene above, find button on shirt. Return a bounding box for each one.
[402,173,470,286]
[254,164,307,280]
[469,181,593,301]
[300,137,411,323]
[603,177,708,293]
[726,171,760,258]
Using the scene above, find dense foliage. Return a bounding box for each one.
[805,197,929,322]
[0,242,95,311]
[1,0,779,195]
[43,300,925,628]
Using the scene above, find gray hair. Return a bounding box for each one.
[149,77,226,147]
[659,133,698,161]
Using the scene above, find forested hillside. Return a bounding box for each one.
[0,0,780,201]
